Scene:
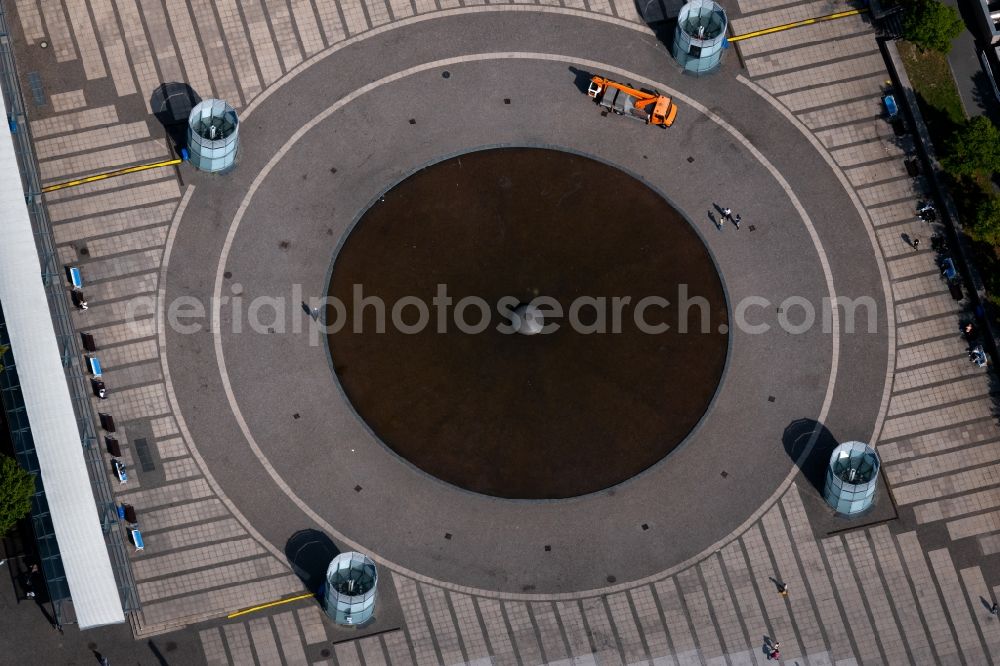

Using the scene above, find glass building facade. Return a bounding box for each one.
[324,552,378,625]
[824,441,880,515]
[187,99,239,173]
[672,0,729,75]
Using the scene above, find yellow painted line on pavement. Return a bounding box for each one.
[729,8,867,43]
[227,592,314,619]
[41,157,182,193]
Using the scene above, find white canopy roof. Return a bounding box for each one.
[0,86,124,628]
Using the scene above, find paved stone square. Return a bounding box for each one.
[4,0,1000,663]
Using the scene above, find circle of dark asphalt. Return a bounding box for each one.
[163,11,888,593]
[327,147,729,499]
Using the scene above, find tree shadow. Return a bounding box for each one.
[782,419,838,493]
[285,529,340,595]
[149,83,201,153]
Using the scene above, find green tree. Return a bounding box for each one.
[967,193,1000,245]
[0,455,34,536]
[0,344,8,374]
[943,116,1000,178]
[903,0,964,54]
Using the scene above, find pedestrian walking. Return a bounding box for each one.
[912,237,920,250]
[733,213,742,229]
[991,601,998,615]
[722,207,732,220]
[777,582,788,597]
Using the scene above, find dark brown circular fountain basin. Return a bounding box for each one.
[327,148,728,499]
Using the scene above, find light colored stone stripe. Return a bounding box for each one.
[869,200,918,226]
[579,597,621,664]
[156,436,189,460]
[363,0,392,25]
[240,0,284,85]
[137,516,247,554]
[888,375,990,418]
[654,578,701,666]
[843,532,907,662]
[894,312,959,344]
[386,0,413,18]
[214,0,262,102]
[734,0,856,32]
[335,641,363,666]
[676,569,726,664]
[31,105,118,137]
[384,629,416,665]
[452,593,491,661]
[137,0,184,82]
[222,623,254,664]
[891,358,981,395]
[867,526,934,663]
[47,164,174,203]
[162,0,215,97]
[188,0,244,106]
[89,0,137,97]
[421,583,465,665]
[314,0,347,42]
[779,75,886,115]
[556,600,598,661]
[35,121,150,161]
[881,397,994,443]
[263,0,304,70]
[896,336,970,371]
[141,498,227,532]
[249,617,282,665]
[132,536,265,579]
[821,537,882,664]
[412,0,434,15]
[587,0,614,15]
[760,507,825,659]
[273,610,309,665]
[341,0,372,34]
[98,337,159,368]
[894,460,1000,505]
[84,317,156,347]
[798,97,882,132]
[948,509,1000,540]
[857,176,921,208]
[48,180,180,222]
[294,606,326,644]
[71,298,147,328]
[815,122,885,150]
[85,225,169,258]
[758,53,886,96]
[915,487,1000,524]
[40,139,167,181]
[928,549,988,665]
[439,0,460,9]
[394,576,440,665]
[163,457,201,481]
[740,524,803,661]
[113,0,161,107]
[39,0,78,61]
[699,556,754,665]
[119,470,210,520]
[745,35,877,78]
[719,541,770,666]
[831,137,905,169]
[740,14,870,60]
[892,274,949,306]
[15,0,46,44]
[151,416,178,437]
[199,627,229,666]
[629,586,676,665]
[887,252,937,281]
[50,90,88,112]
[65,0,111,81]
[606,594,647,663]
[289,0,325,55]
[888,440,1000,486]
[530,601,569,663]
[74,249,162,285]
[897,292,965,325]
[142,575,301,630]
[53,200,176,242]
[782,488,853,663]
[896,532,959,662]
[359,635,388,666]
[845,157,910,188]
[85,273,157,304]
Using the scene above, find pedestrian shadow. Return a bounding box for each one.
[782,418,838,493]
[150,83,201,154]
[285,529,340,596]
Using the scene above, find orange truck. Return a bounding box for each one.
[587,76,678,128]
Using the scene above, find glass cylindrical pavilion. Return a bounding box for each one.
[672,0,729,75]
[187,99,239,172]
[323,552,378,625]
[824,441,880,515]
